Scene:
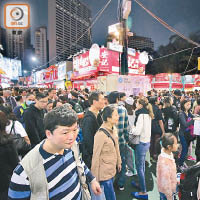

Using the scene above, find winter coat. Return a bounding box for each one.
[24,104,45,147]
[157,149,177,200]
[91,123,121,181]
[81,110,102,169]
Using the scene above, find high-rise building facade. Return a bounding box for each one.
[5,29,31,60]
[35,26,48,66]
[0,26,6,57]
[128,35,154,50]
[48,0,92,63]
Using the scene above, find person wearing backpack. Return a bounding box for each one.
[91,105,121,200]
[69,91,84,119]
[179,162,200,200]
[162,97,179,135]
[157,133,178,200]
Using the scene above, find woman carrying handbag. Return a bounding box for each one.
[91,105,121,200]
[131,98,154,200]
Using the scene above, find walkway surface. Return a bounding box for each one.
[115,146,196,200]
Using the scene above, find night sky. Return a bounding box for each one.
[1,0,200,50]
[82,0,200,49]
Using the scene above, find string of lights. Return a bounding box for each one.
[153,46,200,61]
[134,0,200,47]
[183,47,196,75]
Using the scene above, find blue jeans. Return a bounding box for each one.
[160,192,167,200]
[100,178,116,200]
[89,184,106,200]
[178,135,189,166]
[135,142,150,192]
[116,144,127,187]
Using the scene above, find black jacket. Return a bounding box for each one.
[151,105,163,135]
[81,110,103,169]
[0,135,19,192]
[173,96,181,111]
[162,106,179,133]
[24,104,45,147]
[178,110,194,137]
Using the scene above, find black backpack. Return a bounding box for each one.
[73,102,84,119]
[178,163,200,200]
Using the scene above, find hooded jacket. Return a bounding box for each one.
[24,104,45,147]
[81,110,103,169]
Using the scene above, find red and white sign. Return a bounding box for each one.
[72,47,146,79]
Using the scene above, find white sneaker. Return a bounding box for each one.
[126,170,135,177]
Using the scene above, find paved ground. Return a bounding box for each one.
[115,146,196,200]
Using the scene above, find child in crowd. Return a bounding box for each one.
[157,133,178,200]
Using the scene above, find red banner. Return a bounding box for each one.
[45,65,58,82]
[72,47,146,79]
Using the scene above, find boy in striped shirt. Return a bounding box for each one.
[8,105,101,200]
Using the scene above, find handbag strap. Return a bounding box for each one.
[71,143,88,187]
[99,128,115,146]
[10,121,16,135]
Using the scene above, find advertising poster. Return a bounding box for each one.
[0,57,22,80]
[58,62,67,80]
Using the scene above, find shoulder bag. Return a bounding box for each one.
[128,115,144,149]
[72,143,91,200]
[9,121,31,155]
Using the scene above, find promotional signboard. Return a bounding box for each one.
[97,75,151,96]
[73,47,146,79]
[184,75,194,90]
[58,62,67,80]
[73,51,97,76]
[45,65,58,82]
[153,73,183,90]
[0,57,22,80]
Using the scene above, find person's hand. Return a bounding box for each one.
[91,180,102,195]
[118,164,122,172]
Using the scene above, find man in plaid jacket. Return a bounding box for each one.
[108,91,129,191]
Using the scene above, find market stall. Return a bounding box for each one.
[72,46,147,91]
[152,73,183,91]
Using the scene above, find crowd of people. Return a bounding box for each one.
[0,86,200,200]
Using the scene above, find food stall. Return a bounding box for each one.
[152,73,183,91]
[72,45,147,91]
